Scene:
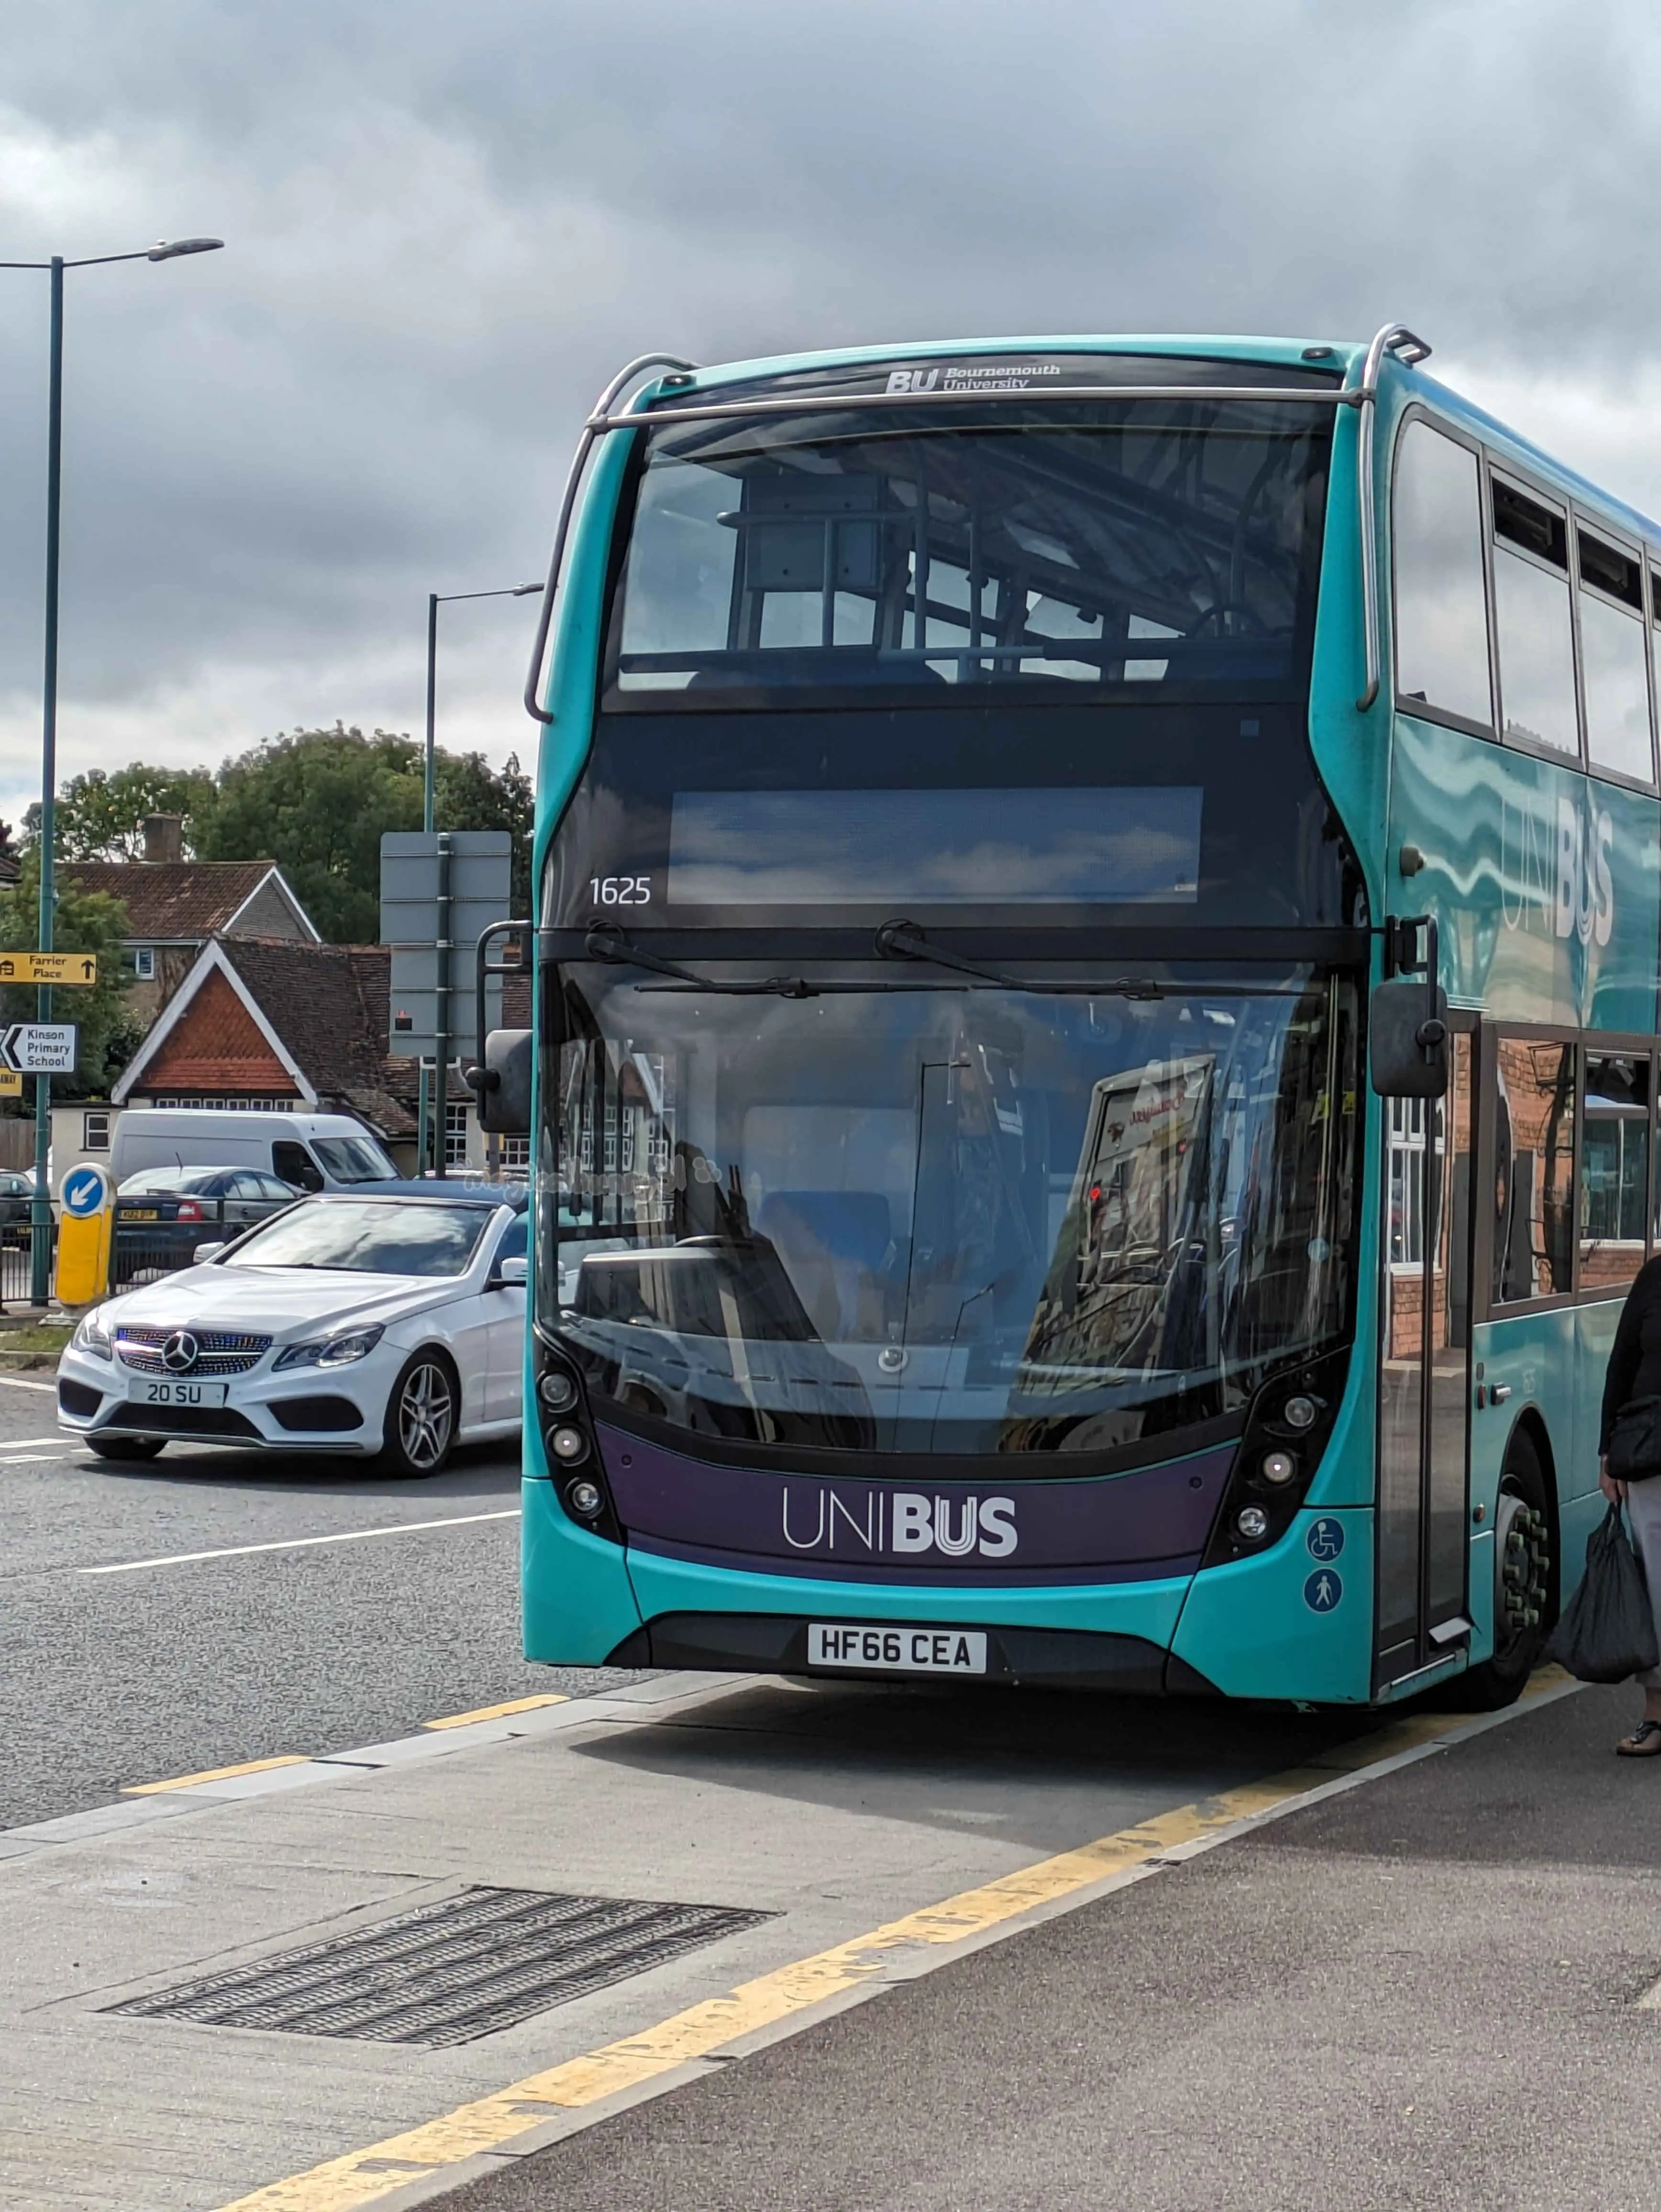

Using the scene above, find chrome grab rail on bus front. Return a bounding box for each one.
[1354,323,1432,714]
[525,338,1430,726]
[523,352,699,724]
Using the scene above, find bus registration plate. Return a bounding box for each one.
[808,1625,987,1676]
[127,1378,229,1407]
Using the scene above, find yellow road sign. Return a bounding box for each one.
[0,1071,20,1096]
[0,951,97,986]
[55,1161,114,1305]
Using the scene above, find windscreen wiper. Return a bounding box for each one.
[875,919,1162,999]
[584,926,816,998]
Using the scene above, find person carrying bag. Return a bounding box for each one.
[1590,1253,1661,1753]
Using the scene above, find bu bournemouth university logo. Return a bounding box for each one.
[781,1486,1019,1560]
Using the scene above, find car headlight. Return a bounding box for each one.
[72,1309,112,1359]
[274,1324,385,1371]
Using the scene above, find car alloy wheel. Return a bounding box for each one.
[390,1356,456,1476]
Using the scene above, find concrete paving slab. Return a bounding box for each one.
[0,1675,1367,2211]
[178,1759,360,1800]
[318,1722,529,1768]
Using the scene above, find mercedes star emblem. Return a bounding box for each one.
[161,1330,200,1374]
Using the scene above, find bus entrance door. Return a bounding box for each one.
[1375,1028,1475,1692]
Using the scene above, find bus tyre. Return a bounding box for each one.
[1461,1430,1553,1710]
[375,1351,458,1479]
[86,1435,166,1462]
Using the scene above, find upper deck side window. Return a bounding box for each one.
[1577,525,1656,786]
[1491,476,1578,758]
[1391,418,1492,730]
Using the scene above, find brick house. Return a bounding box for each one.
[60,814,318,1023]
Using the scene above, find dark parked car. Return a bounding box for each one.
[0,1170,37,1250]
[111,1166,300,1286]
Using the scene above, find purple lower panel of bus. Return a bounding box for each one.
[596,1424,1233,1587]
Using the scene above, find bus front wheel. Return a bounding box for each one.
[1461,1429,1554,1710]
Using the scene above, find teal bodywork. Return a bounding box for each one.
[522,330,1660,1702]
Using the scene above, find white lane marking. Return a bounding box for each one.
[0,1436,74,1449]
[0,1373,58,1393]
[79,1507,523,1575]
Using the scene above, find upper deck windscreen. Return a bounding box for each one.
[606,371,1334,708]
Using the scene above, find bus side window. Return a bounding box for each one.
[1578,528,1654,786]
[1580,1053,1651,1293]
[1393,420,1492,729]
[1492,1038,1577,1304]
[273,1140,324,1193]
[1492,476,1579,758]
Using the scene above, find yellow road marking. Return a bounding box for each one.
[125,1755,310,1796]
[216,1670,1577,2210]
[212,1726,1428,2209]
[423,1693,569,1731]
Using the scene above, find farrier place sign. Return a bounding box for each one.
[0,952,96,985]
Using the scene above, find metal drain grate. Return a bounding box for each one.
[106,1885,773,2047]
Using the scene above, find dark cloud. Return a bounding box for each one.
[0,0,1654,819]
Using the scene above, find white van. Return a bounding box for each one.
[108,1110,399,1195]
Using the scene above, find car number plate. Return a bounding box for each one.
[123,1208,160,1221]
[807,1624,987,1676]
[127,1378,229,1406]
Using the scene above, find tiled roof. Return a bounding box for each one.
[139,966,296,1095]
[59,860,282,940]
[217,940,419,1136]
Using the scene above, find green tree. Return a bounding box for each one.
[0,854,132,1097]
[23,763,216,860]
[195,725,425,942]
[33,728,534,945]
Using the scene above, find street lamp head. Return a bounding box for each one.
[147,237,225,262]
[512,582,544,596]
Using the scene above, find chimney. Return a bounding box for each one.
[143,815,184,865]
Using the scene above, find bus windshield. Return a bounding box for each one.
[543,966,1358,1460]
[608,398,1331,705]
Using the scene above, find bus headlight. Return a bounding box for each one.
[1282,1395,1318,1431]
[1235,1504,1270,1541]
[550,1426,589,1464]
[566,1478,604,1519]
[1261,1450,1297,1486]
[538,1370,578,1413]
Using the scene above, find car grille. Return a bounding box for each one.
[115,1327,272,1377]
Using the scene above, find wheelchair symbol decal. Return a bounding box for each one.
[1306,1517,1344,1563]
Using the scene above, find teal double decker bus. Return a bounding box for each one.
[485,325,1661,1708]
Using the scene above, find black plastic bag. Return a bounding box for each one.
[1544,1503,1660,1683]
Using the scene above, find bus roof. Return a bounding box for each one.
[662,333,1661,555]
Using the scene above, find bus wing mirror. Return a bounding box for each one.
[465,1030,532,1135]
[1369,980,1449,1098]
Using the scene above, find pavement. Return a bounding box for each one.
[8,1368,1661,2209]
[0,1371,645,1827]
[432,1676,1661,2212]
[7,1629,1638,2212]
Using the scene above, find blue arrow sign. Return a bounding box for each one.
[62,1165,110,1219]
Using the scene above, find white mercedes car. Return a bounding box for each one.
[56,1187,527,1476]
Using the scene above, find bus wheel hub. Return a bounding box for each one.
[1497,1500,1550,1633]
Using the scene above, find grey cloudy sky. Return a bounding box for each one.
[0,0,1655,830]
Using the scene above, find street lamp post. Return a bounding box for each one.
[419,581,542,1177]
[0,237,223,1302]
